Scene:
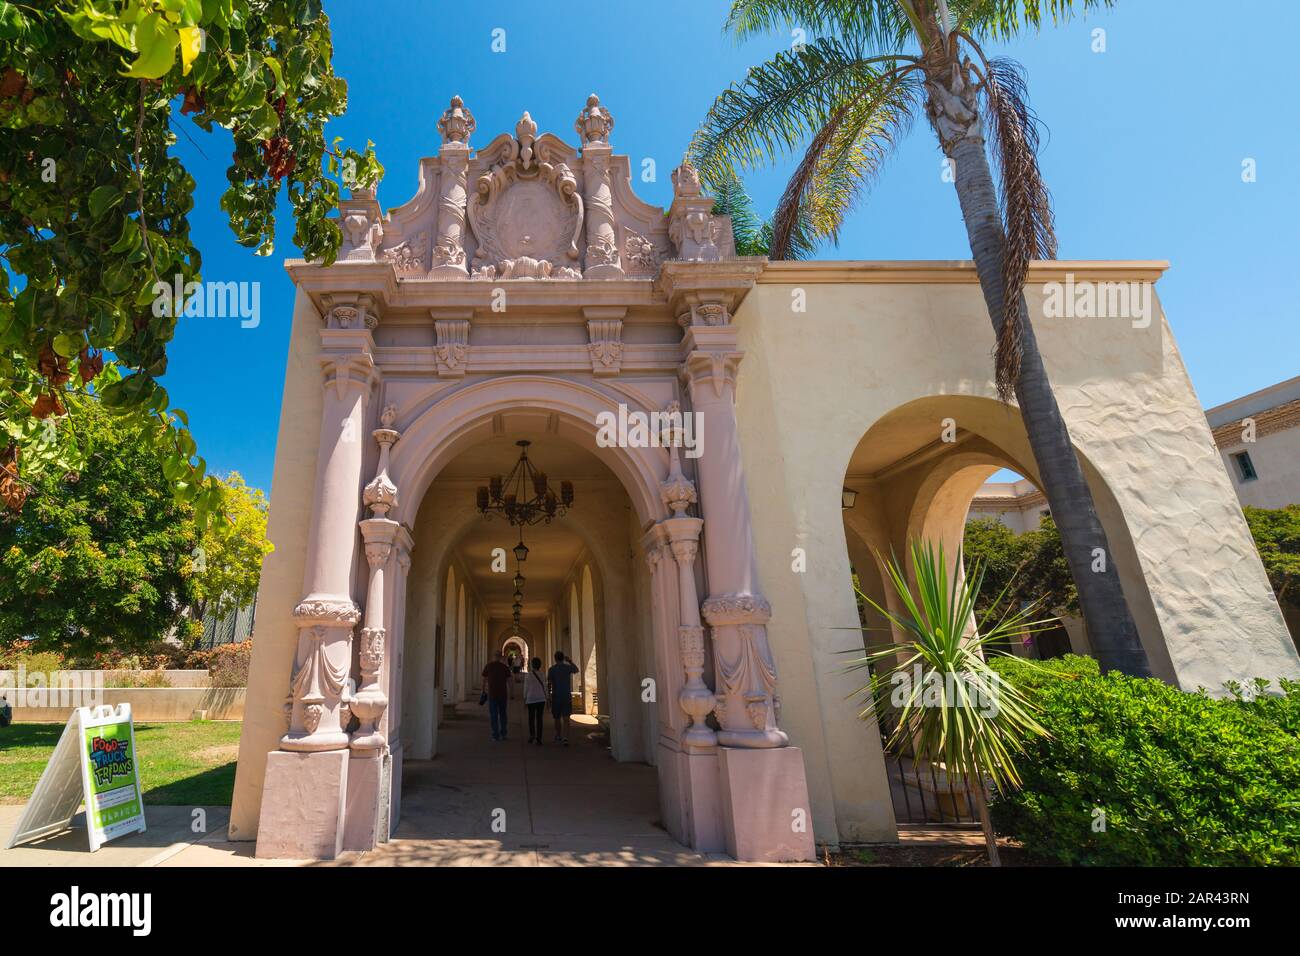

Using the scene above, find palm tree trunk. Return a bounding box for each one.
[927,72,1153,677]
[967,771,1001,866]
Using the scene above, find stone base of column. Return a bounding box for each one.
[718,746,817,862]
[342,752,383,852]
[428,263,468,280]
[657,742,725,853]
[387,745,402,838]
[583,262,625,280]
[255,749,349,859]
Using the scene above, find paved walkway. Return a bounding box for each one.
[331,700,745,866]
[0,702,758,866]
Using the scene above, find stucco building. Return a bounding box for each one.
[1207,375,1300,510]
[230,98,1300,862]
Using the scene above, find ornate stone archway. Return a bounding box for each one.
[237,96,816,863]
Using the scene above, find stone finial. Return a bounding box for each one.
[671,159,702,198]
[515,111,538,169]
[438,95,475,145]
[574,93,614,146]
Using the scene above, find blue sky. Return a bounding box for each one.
[164,0,1299,493]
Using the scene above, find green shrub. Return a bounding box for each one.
[988,655,1300,866]
[0,647,66,675]
[104,669,172,688]
[1225,677,1300,737]
[208,640,252,688]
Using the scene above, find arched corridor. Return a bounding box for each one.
[394,425,665,846]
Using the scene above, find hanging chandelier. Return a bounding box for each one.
[476,440,574,527]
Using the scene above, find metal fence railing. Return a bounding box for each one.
[878,710,977,826]
[199,598,256,649]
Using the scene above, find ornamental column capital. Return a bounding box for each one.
[320,351,377,401]
[679,349,744,403]
[701,592,772,627]
[320,291,382,331]
[663,514,704,548]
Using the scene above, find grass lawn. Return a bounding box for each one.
[0,721,242,806]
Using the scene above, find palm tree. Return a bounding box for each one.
[848,539,1052,864]
[693,0,1151,676]
[709,167,819,258]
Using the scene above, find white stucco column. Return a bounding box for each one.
[281,336,376,752]
[680,323,787,749]
[256,317,377,861]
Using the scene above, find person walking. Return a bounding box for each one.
[524,656,548,745]
[547,651,579,745]
[481,652,512,742]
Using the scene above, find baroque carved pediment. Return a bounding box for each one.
[467,113,584,281]
[365,96,739,284]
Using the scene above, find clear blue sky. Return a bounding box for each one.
[164,0,1299,493]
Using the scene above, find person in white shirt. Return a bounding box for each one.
[524,657,548,745]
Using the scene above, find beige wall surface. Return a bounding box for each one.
[1217,429,1300,509]
[235,262,1299,849]
[12,688,245,722]
[229,288,325,842]
[730,267,1299,844]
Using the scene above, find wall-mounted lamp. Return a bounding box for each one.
[841,488,858,510]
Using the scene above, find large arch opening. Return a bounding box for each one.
[385,379,678,850]
[838,395,1171,826]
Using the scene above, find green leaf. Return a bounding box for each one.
[121,12,179,79]
[52,333,82,358]
[88,185,122,219]
[0,2,27,41]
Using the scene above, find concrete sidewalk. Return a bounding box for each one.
[0,804,300,867]
[0,705,814,867]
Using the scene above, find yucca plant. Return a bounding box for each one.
[848,539,1052,864]
[695,1,1154,679]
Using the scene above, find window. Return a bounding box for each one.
[1231,451,1258,482]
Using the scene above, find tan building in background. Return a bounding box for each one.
[1207,375,1300,509]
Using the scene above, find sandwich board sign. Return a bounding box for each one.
[5,703,146,851]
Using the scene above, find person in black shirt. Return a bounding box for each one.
[547,651,579,745]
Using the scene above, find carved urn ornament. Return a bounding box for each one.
[363,404,400,518]
[574,93,615,145]
[437,94,475,145]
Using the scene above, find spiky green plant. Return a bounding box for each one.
[848,538,1052,864]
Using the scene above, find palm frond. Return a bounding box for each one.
[704,167,820,260]
[955,0,1118,43]
[706,167,766,256]
[769,70,922,258]
[724,0,914,50]
[981,56,1057,399]
[689,36,911,186]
